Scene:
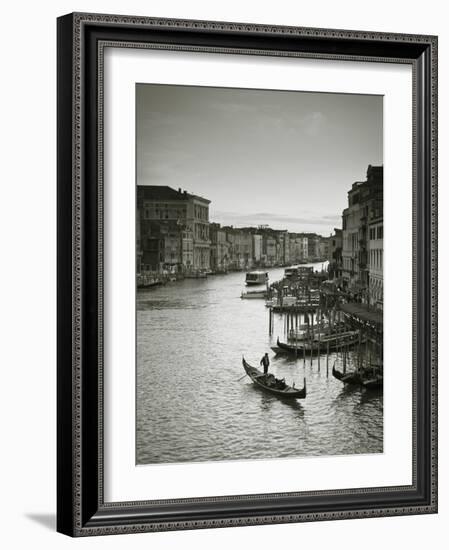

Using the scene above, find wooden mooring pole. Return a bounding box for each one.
[310,310,314,367]
[317,308,321,372]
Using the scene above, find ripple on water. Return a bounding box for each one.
[136,266,383,464]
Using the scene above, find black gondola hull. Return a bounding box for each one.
[332,365,383,389]
[275,336,359,356]
[242,358,306,399]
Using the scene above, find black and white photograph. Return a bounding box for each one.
[0,0,442,545]
[136,83,384,465]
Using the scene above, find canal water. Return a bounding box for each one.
[136,263,383,465]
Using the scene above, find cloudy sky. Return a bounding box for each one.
[136,84,383,235]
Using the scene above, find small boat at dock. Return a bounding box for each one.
[332,364,383,389]
[272,332,360,355]
[287,322,347,342]
[242,358,306,399]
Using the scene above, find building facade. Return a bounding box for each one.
[327,228,342,280]
[341,165,383,303]
[210,223,231,272]
[137,185,337,276]
[137,186,210,273]
[368,209,383,309]
[318,236,330,261]
[289,234,308,263]
[252,234,262,264]
[188,194,211,270]
[224,227,254,270]
[304,233,321,261]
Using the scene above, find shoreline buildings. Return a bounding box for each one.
[341,165,383,309]
[137,163,383,311]
[137,186,329,276]
[327,228,342,280]
[137,186,210,274]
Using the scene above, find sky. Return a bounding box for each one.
[136,84,383,236]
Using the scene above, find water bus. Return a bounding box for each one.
[245,271,268,286]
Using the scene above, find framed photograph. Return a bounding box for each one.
[57,12,438,536]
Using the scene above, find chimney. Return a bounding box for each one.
[178,187,182,193]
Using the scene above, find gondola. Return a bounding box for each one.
[332,364,383,389]
[242,358,306,399]
[272,334,360,355]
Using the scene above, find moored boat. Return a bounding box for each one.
[241,290,267,299]
[332,364,383,389]
[242,358,306,399]
[287,322,347,342]
[273,333,360,355]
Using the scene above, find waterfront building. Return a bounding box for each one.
[288,234,299,263]
[137,185,334,274]
[341,165,383,299]
[254,228,290,266]
[264,234,277,266]
[181,226,194,271]
[288,234,308,263]
[240,230,254,269]
[221,226,254,270]
[368,205,383,309]
[189,193,211,270]
[137,185,210,273]
[252,234,262,264]
[300,235,308,261]
[318,236,330,260]
[327,228,342,280]
[304,233,321,261]
[210,223,229,272]
[278,231,290,265]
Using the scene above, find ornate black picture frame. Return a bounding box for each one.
[57,12,438,536]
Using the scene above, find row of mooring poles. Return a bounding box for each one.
[266,287,362,379]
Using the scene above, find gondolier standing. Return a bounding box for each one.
[260,353,270,374]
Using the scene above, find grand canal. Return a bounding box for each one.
[136,263,383,465]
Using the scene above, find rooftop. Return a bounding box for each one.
[137,185,210,204]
